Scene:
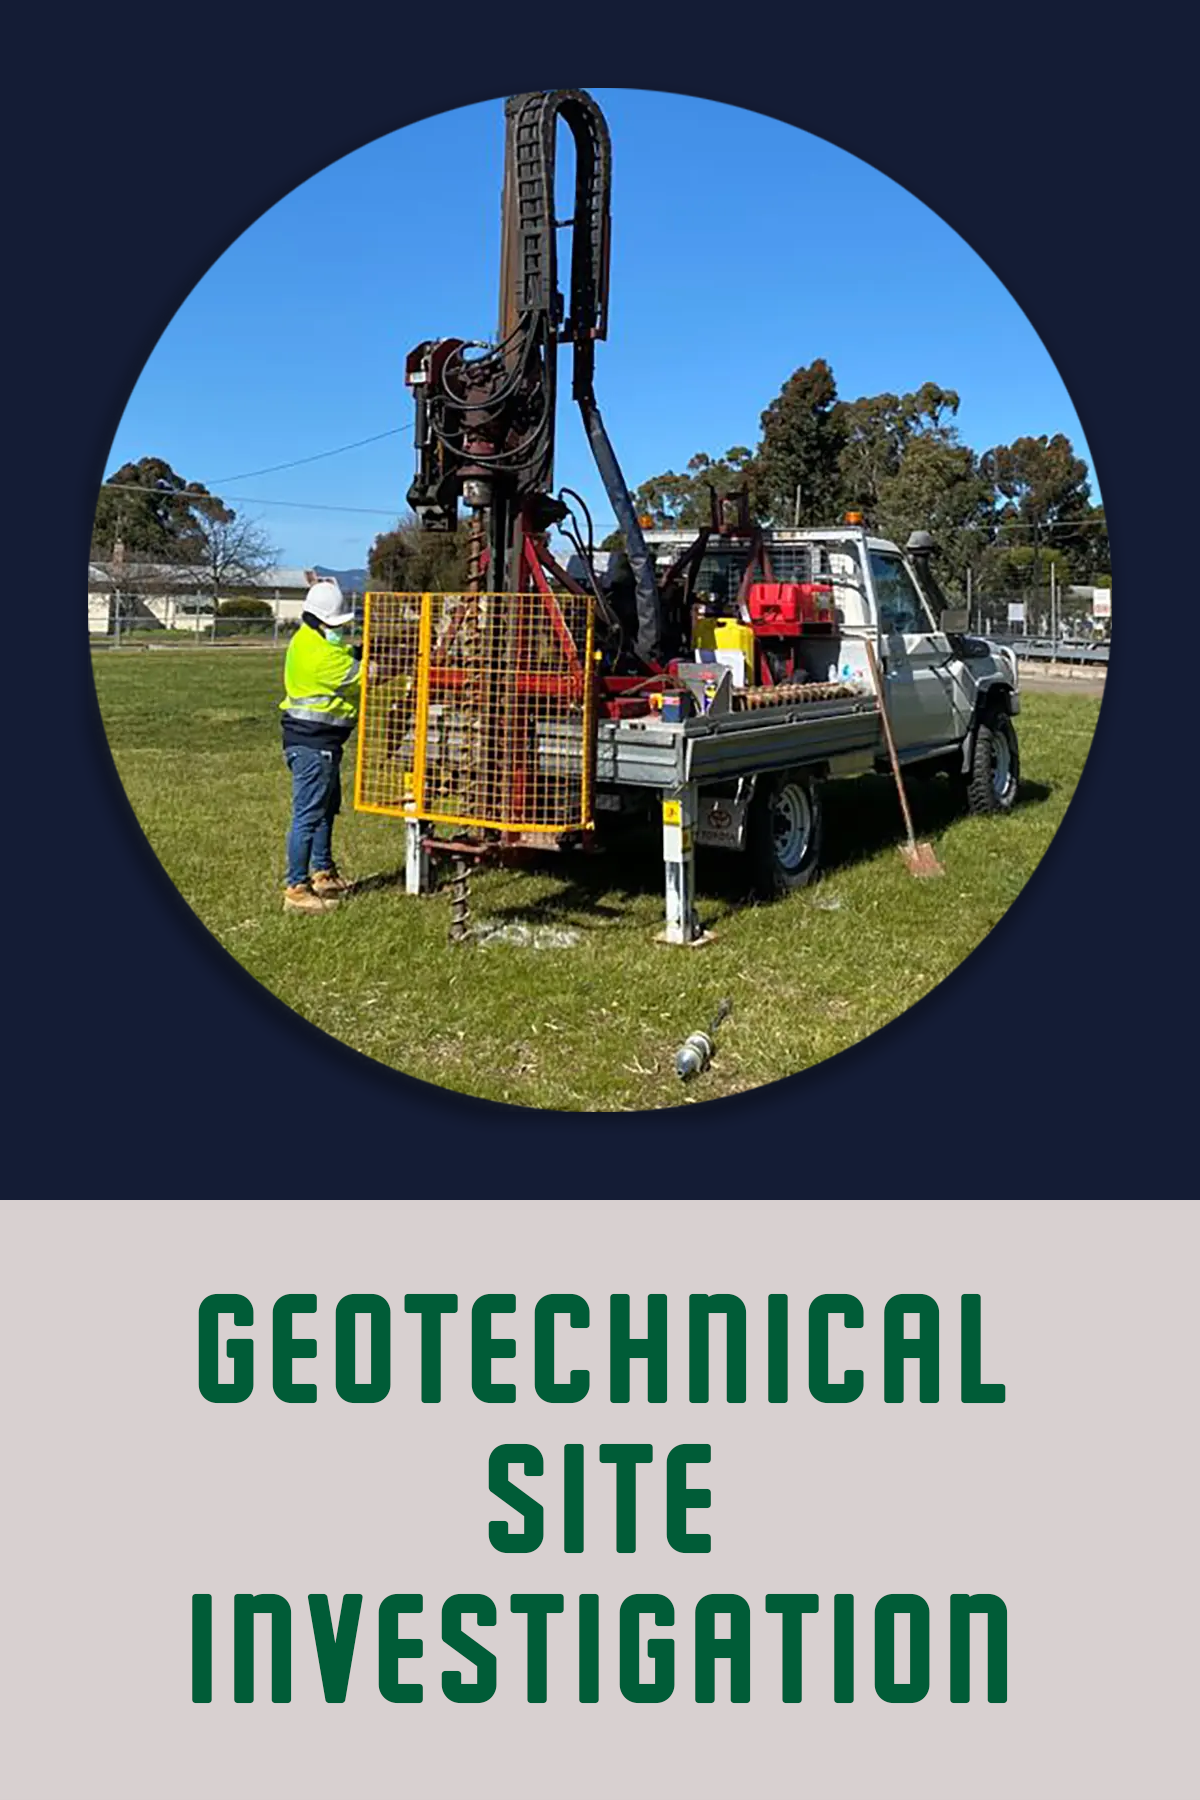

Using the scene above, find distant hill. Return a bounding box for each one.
[314,565,369,592]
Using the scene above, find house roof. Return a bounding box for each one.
[87,561,315,590]
[87,560,204,590]
[251,567,312,589]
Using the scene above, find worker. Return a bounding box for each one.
[279,575,362,914]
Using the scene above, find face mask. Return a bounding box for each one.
[325,628,344,646]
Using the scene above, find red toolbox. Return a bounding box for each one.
[747,581,835,633]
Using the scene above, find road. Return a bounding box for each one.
[1017,667,1106,694]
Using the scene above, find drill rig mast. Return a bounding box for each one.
[405,89,662,665]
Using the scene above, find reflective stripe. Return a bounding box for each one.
[280,623,360,718]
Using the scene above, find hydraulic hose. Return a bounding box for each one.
[577,385,661,665]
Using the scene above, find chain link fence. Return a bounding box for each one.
[89,602,365,650]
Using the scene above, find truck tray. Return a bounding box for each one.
[595,692,882,789]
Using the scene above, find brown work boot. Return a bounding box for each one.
[311,865,351,896]
[283,881,338,915]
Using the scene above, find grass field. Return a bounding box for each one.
[92,648,1101,1110]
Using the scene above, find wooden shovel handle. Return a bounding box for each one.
[864,635,917,850]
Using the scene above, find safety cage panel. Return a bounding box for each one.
[355,590,596,833]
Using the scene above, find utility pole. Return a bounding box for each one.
[112,512,126,647]
[793,485,802,528]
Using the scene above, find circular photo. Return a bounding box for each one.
[90,89,1107,1110]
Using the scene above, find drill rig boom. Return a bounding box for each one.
[405,88,661,664]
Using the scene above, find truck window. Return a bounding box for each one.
[869,553,934,634]
[827,549,868,626]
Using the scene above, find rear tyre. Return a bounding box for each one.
[967,709,1019,814]
[749,770,823,895]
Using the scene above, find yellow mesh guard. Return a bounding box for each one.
[354,590,595,833]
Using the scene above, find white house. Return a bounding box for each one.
[87,563,317,634]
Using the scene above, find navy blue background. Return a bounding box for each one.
[13,19,1188,1197]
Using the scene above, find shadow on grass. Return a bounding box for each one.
[346,869,410,899]
[482,839,698,930]
[345,850,667,932]
[815,773,1053,877]
[355,773,1056,929]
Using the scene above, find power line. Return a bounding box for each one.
[98,481,402,517]
[987,517,1107,533]
[98,480,615,528]
[95,479,1108,538]
[223,494,399,517]
[208,425,411,486]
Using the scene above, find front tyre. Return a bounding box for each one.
[749,770,823,895]
[967,709,1019,814]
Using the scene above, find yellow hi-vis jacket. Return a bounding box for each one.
[280,623,362,733]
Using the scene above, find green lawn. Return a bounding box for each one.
[92,648,1101,1110]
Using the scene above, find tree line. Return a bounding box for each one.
[92,456,457,609]
[99,354,1108,620]
[617,358,1107,606]
[91,457,280,614]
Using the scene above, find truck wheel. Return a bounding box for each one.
[749,771,823,895]
[967,709,1019,815]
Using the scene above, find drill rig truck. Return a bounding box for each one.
[353,89,1020,943]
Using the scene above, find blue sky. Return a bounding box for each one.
[105,89,1098,571]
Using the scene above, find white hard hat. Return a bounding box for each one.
[306,578,354,627]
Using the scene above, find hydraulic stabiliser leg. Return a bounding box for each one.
[405,815,431,896]
[657,783,710,946]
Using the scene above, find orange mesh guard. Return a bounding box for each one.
[354,590,596,833]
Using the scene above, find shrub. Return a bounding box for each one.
[217,597,274,619]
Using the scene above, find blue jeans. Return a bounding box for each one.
[284,744,342,887]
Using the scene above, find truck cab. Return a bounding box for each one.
[643,520,1019,775]
[625,522,1022,904]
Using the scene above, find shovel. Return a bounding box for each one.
[864,637,945,879]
